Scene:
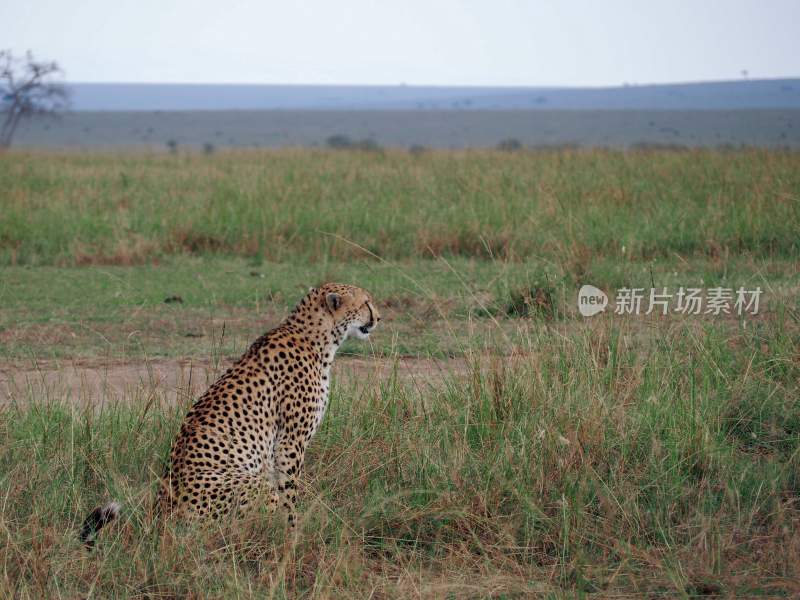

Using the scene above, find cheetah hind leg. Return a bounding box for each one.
[183,471,278,522]
[230,475,280,520]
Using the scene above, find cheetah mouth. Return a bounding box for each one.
[359,325,372,335]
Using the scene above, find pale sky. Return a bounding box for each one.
[1,0,798,86]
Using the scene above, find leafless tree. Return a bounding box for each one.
[1,50,70,149]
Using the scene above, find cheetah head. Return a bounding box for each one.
[316,283,380,341]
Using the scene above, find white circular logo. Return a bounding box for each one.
[577,285,608,317]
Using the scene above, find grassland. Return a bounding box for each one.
[2,148,799,267]
[0,148,799,597]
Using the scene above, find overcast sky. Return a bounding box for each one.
[2,0,798,87]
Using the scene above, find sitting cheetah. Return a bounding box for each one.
[80,283,379,546]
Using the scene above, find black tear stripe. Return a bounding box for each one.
[366,303,374,327]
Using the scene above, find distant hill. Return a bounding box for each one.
[66,79,800,111]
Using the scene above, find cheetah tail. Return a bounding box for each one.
[79,501,121,549]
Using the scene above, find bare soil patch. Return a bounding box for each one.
[0,355,470,407]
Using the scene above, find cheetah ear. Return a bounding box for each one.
[325,292,342,313]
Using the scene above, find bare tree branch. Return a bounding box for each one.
[0,50,70,149]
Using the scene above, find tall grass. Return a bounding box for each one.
[1,314,797,597]
[1,149,798,266]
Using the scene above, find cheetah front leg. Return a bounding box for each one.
[273,434,307,528]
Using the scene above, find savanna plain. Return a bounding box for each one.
[0,148,798,598]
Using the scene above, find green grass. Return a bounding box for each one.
[1,149,798,266]
[2,254,797,360]
[2,316,798,597]
[1,148,799,597]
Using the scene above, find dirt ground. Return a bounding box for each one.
[0,355,471,407]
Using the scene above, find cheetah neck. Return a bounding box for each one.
[279,289,354,372]
[283,309,347,364]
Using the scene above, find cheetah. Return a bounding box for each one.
[80,283,379,547]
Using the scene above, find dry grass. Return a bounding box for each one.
[1,311,799,597]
